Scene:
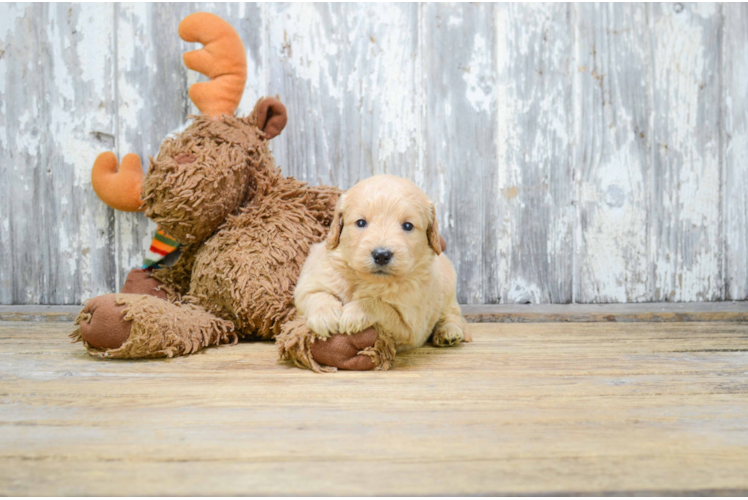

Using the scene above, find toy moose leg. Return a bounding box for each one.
[277,319,396,373]
[72,269,236,358]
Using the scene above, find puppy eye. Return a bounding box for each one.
[356,219,367,228]
[402,222,414,232]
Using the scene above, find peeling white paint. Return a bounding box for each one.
[463,33,492,113]
[274,4,342,105]
[369,4,420,167]
[496,3,574,303]
[0,3,27,41]
[117,4,151,139]
[507,278,544,304]
[76,4,111,91]
[651,2,722,302]
[236,4,268,116]
[724,3,748,300]
[572,4,650,303]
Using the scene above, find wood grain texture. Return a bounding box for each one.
[650,3,723,302]
[1,321,748,495]
[1,3,747,305]
[267,3,422,188]
[462,301,748,323]
[423,3,498,305]
[573,3,652,303]
[0,4,117,304]
[5,302,748,324]
[497,3,573,304]
[723,3,748,300]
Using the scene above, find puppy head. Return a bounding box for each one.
[326,175,441,281]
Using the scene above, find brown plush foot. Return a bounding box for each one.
[73,272,166,352]
[120,269,168,299]
[76,294,131,350]
[72,293,236,359]
[278,319,397,372]
[310,328,378,371]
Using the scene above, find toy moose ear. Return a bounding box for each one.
[326,195,345,250]
[254,97,288,140]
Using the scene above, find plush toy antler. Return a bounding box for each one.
[179,12,247,118]
[91,12,247,211]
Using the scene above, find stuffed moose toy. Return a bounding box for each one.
[71,12,402,372]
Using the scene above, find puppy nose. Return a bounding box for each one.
[371,248,393,266]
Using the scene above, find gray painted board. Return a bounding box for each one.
[574,3,652,303]
[650,3,723,302]
[497,3,573,304]
[1,2,746,305]
[1,3,117,304]
[724,3,748,300]
[424,3,498,304]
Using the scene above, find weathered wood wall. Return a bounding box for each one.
[1,3,746,305]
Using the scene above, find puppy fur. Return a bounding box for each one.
[294,175,470,353]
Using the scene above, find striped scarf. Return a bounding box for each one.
[142,226,181,270]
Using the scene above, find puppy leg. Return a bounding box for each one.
[339,298,408,336]
[432,314,469,347]
[338,300,376,334]
[302,292,343,338]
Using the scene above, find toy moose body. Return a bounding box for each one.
[72,13,391,371]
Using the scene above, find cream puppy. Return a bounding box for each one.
[294,175,470,353]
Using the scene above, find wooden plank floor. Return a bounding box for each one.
[1,320,747,495]
[4,301,748,323]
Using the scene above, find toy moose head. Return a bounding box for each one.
[90,12,287,244]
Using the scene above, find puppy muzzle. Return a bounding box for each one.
[371,247,393,266]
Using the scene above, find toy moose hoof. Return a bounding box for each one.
[75,294,131,350]
[73,269,170,351]
[73,292,237,359]
[277,320,396,373]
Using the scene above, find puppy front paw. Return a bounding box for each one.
[432,322,465,347]
[339,301,374,334]
[306,303,343,338]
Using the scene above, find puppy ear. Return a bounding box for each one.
[326,195,345,250]
[427,203,442,255]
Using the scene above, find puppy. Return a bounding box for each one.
[294,174,470,354]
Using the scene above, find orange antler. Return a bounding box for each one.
[179,12,247,118]
[91,152,145,212]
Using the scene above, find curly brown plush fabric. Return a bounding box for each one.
[141,115,257,244]
[277,318,335,373]
[189,175,338,338]
[71,293,236,359]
